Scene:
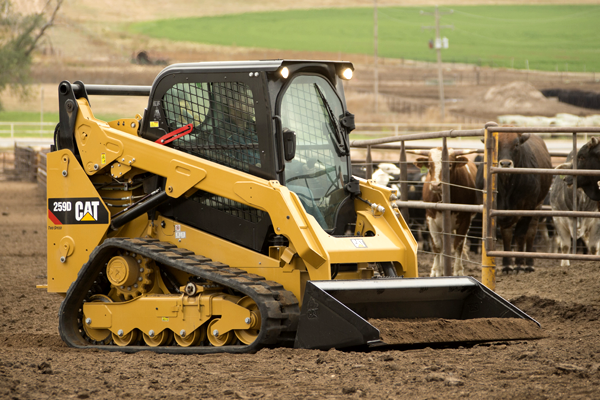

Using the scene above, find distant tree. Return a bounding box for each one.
[0,0,63,110]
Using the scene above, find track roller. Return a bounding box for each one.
[208,319,235,346]
[112,329,139,346]
[174,326,206,347]
[143,330,173,347]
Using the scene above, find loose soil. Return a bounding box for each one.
[370,318,544,345]
[1,180,600,399]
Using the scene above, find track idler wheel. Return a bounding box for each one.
[207,319,235,346]
[143,330,173,347]
[234,296,261,345]
[174,326,206,347]
[82,294,113,343]
[112,329,140,346]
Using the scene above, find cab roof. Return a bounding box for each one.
[158,59,354,75]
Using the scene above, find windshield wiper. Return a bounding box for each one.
[313,84,348,157]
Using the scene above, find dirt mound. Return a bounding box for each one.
[511,295,600,322]
[483,81,547,111]
[370,318,544,345]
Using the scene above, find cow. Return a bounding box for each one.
[552,151,600,266]
[406,169,431,253]
[372,163,401,190]
[567,137,600,201]
[476,132,552,273]
[370,163,432,252]
[410,148,479,277]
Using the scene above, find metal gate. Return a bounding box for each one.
[350,123,600,290]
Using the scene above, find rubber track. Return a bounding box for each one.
[58,237,299,354]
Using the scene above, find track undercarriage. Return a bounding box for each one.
[61,237,299,353]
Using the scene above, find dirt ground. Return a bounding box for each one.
[1,179,600,399]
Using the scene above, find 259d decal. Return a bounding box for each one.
[48,198,109,225]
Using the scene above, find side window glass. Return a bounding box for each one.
[161,81,259,173]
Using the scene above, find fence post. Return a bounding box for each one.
[442,137,452,276]
[482,122,498,290]
[366,145,373,179]
[399,141,409,221]
[11,123,14,139]
[572,132,578,255]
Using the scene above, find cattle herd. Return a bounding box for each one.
[357,135,600,276]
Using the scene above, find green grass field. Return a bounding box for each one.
[131,5,600,72]
[0,111,59,123]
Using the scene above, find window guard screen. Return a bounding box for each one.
[162,81,260,173]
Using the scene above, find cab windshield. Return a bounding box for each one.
[280,75,350,231]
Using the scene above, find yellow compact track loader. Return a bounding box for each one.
[44,60,540,353]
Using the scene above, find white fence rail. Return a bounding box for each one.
[0,122,56,138]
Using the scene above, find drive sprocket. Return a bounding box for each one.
[106,251,154,300]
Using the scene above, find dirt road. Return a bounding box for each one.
[1,180,599,399]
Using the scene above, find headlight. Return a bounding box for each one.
[342,68,353,80]
[280,67,289,79]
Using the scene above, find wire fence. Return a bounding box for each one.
[350,124,600,279]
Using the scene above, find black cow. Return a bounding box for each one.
[476,132,552,273]
[405,170,431,253]
[570,137,600,201]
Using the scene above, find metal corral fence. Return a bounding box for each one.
[354,122,481,137]
[13,142,50,187]
[350,123,600,290]
[483,125,600,270]
[0,151,15,173]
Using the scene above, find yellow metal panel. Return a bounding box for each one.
[234,180,328,273]
[111,214,149,239]
[74,101,124,174]
[46,150,110,293]
[165,159,207,198]
[351,181,418,277]
[107,117,141,135]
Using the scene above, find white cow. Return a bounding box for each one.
[551,160,600,266]
[371,163,401,189]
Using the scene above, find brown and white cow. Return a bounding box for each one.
[411,148,479,276]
